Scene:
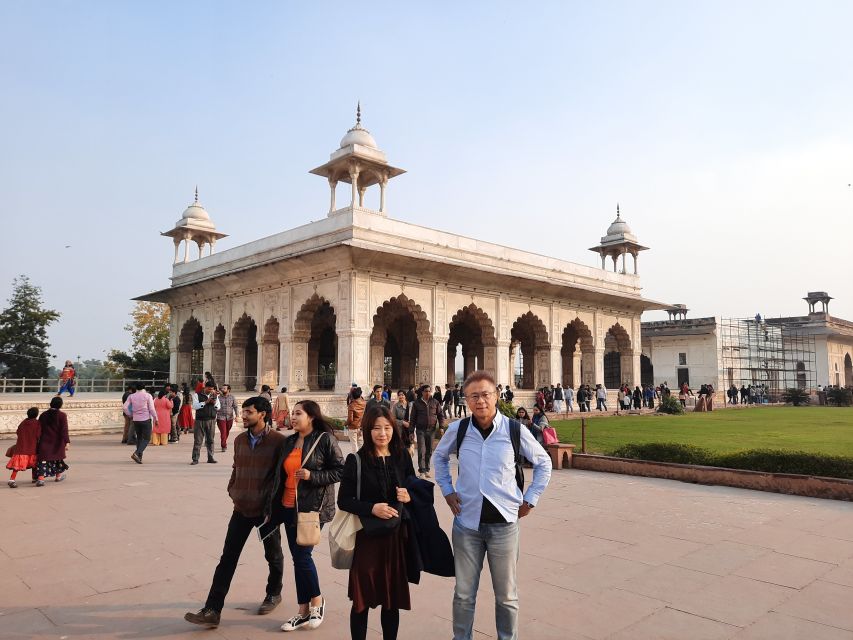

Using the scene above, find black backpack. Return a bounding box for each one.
[455,417,524,491]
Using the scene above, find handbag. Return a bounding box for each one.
[294,433,326,547]
[355,452,402,537]
[5,444,15,458]
[542,426,558,445]
[328,500,363,570]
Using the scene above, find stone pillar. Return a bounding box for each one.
[262,340,279,387]
[593,348,605,386]
[349,164,360,207]
[534,346,550,389]
[549,345,562,388]
[370,341,384,387]
[496,340,511,389]
[379,176,387,212]
[169,347,178,382]
[328,178,337,213]
[334,330,368,394]
[183,239,190,263]
[620,353,634,386]
[464,353,476,379]
[572,352,582,388]
[446,344,456,385]
[358,187,366,207]
[173,240,180,264]
[432,336,448,386]
[417,332,433,386]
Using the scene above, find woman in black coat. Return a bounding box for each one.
[265,400,344,632]
[35,396,70,485]
[338,404,416,640]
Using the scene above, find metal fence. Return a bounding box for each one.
[0,378,168,393]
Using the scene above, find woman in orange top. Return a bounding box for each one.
[265,400,345,632]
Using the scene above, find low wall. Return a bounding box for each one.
[571,453,853,501]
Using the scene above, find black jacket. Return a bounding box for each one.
[403,476,455,577]
[337,450,416,518]
[265,429,345,525]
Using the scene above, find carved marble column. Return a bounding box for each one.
[549,345,562,388]
[432,336,449,386]
[169,348,178,382]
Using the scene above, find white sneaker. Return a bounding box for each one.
[280,613,310,632]
[307,598,325,629]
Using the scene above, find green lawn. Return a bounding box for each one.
[551,407,853,457]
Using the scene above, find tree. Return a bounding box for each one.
[107,302,170,379]
[0,275,60,378]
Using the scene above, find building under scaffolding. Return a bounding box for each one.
[719,317,817,398]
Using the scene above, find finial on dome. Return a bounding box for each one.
[194,186,199,204]
[616,203,620,219]
[356,101,361,126]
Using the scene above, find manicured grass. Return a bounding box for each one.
[551,406,853,457]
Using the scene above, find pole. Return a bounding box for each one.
[581,418,586,454]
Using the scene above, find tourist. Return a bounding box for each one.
[433,370,552,640]
[535,388,545,411]
[584,385,593,411]
[409,384,444,479]
[6,407,40,488]
[347,387,367,453]
[382,385,392,402]
[576,385,586,412]
[442,384,454,416]
[706,383,715,411]
[204,371,216,388]
[121,384,136,445]
[194,377,205,394]
[124,383,158,464]
[152,390,173,446]
[564,384,573,413]
[616,386,626,412]
[497,384,504,401]
[273,387,291,431]
[678,383,692,408]
[644,385,655,409]
[35,396,71,484]
[433,385,443,404]
[217,384,238,451]
[57,360,76,397]
[167,384,182,442]
[454,383,467,417]
[514,406,531,427]
[178,383,195,434]
[337,404,416,640]
[740,385,748,404]
[191,383,220,465]
[270,400,344,632]
[633,386,642,410]
[184,396,286,629]
[391,390,413,456]
[553,383,564,413]
[366,385,390,412]
[260,385,273,426]
[405,385,416,403]
[503,386,514,403]
[596,384,608,411]
[530,405,548,447]
[346,383,359,405]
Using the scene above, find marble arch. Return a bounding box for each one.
[447,304,497,384]
[561,318,594,389]
[211,323,226,384]
[511,312,550,390]
[604,322,633,388]
[371,295,430,389]
[177,316,203,382]
[294,295,338,391]
[231,313,259,391]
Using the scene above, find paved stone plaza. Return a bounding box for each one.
[1,433,852,640]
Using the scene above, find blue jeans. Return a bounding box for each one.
[133,420,152,458]
[281,507,322,605]
[58,381,75,396]
[451,520,519,640]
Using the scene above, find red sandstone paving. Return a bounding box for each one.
[1,434,852,639]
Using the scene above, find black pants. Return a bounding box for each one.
[416,428,435,473]
[133,420,152,458]
[205,510,284,613]
[193,419,216,462]
[350,606,399,640]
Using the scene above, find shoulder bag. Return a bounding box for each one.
[328,453,364,569]
[294,432,326,547]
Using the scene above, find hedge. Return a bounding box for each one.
[607,442,853,480]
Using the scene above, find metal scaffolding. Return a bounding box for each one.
[719,317,817,399]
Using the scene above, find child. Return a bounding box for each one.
[7,407,41,488]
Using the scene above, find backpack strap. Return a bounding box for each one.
[455,417,471,457]
[355,452,362,501]
[507,418,524,492]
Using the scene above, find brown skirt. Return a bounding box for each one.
[348,522,411,613]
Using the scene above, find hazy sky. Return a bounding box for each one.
[2,1,852,368]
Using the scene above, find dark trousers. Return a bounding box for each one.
[281,507,322,604]
[455,403,467,417]
[416,428,435,473]
[170,414,179,441]
[193,419,216,462]
[133,420,152,458]
[205,510,284,613]
[217,418,234,449]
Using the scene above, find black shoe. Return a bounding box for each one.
[190,460,199,465]
[184,607,220,628]
[131,452,142,464]
[207,458,217,464]
[258,594,281,615]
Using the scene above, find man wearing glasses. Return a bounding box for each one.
[433,371,552,640]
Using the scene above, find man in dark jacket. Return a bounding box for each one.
[409,385,445,479]
[185,396,286,628]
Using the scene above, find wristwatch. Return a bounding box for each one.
[525,502,535,509]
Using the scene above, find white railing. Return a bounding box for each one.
[0,378,168,393]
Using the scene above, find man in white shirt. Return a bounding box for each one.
[434,371,552,640]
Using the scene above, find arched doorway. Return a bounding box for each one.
[640,354,654,386]
[510,312,549,390]
[604,323,632,389]
[231,314,258,391]
[561,318,593,389]
[211,324,226,384]
[177,317,203,383]
[294,296,338,391]
[447,305,497,384]
[371,296,430,389]
[845,353,852,388]
[261,317,280,388]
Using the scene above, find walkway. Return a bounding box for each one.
[1,434,852,639]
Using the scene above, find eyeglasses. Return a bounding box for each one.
[468,391,496,403]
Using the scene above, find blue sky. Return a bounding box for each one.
[2,1,852,367]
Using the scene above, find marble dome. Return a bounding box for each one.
[340,124,378,149]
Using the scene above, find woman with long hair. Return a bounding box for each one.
[35,396,70,485]
[514,406,531,427]
[266,400,344,632]
[178,383,195,434]
[338,405,417,640]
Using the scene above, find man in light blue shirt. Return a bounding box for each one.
[434,371,552,640]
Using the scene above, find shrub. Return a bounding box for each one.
[827,387,853,407]
[326,416,346,429]
[781,387,810,406]
[656,395,684,415]
[607,442,712,465]
[607,443,853,479]
[497,399,517,419]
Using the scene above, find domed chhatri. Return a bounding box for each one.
[161,187,228,264]
[589,204,648,274]
[310,103,406,216]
